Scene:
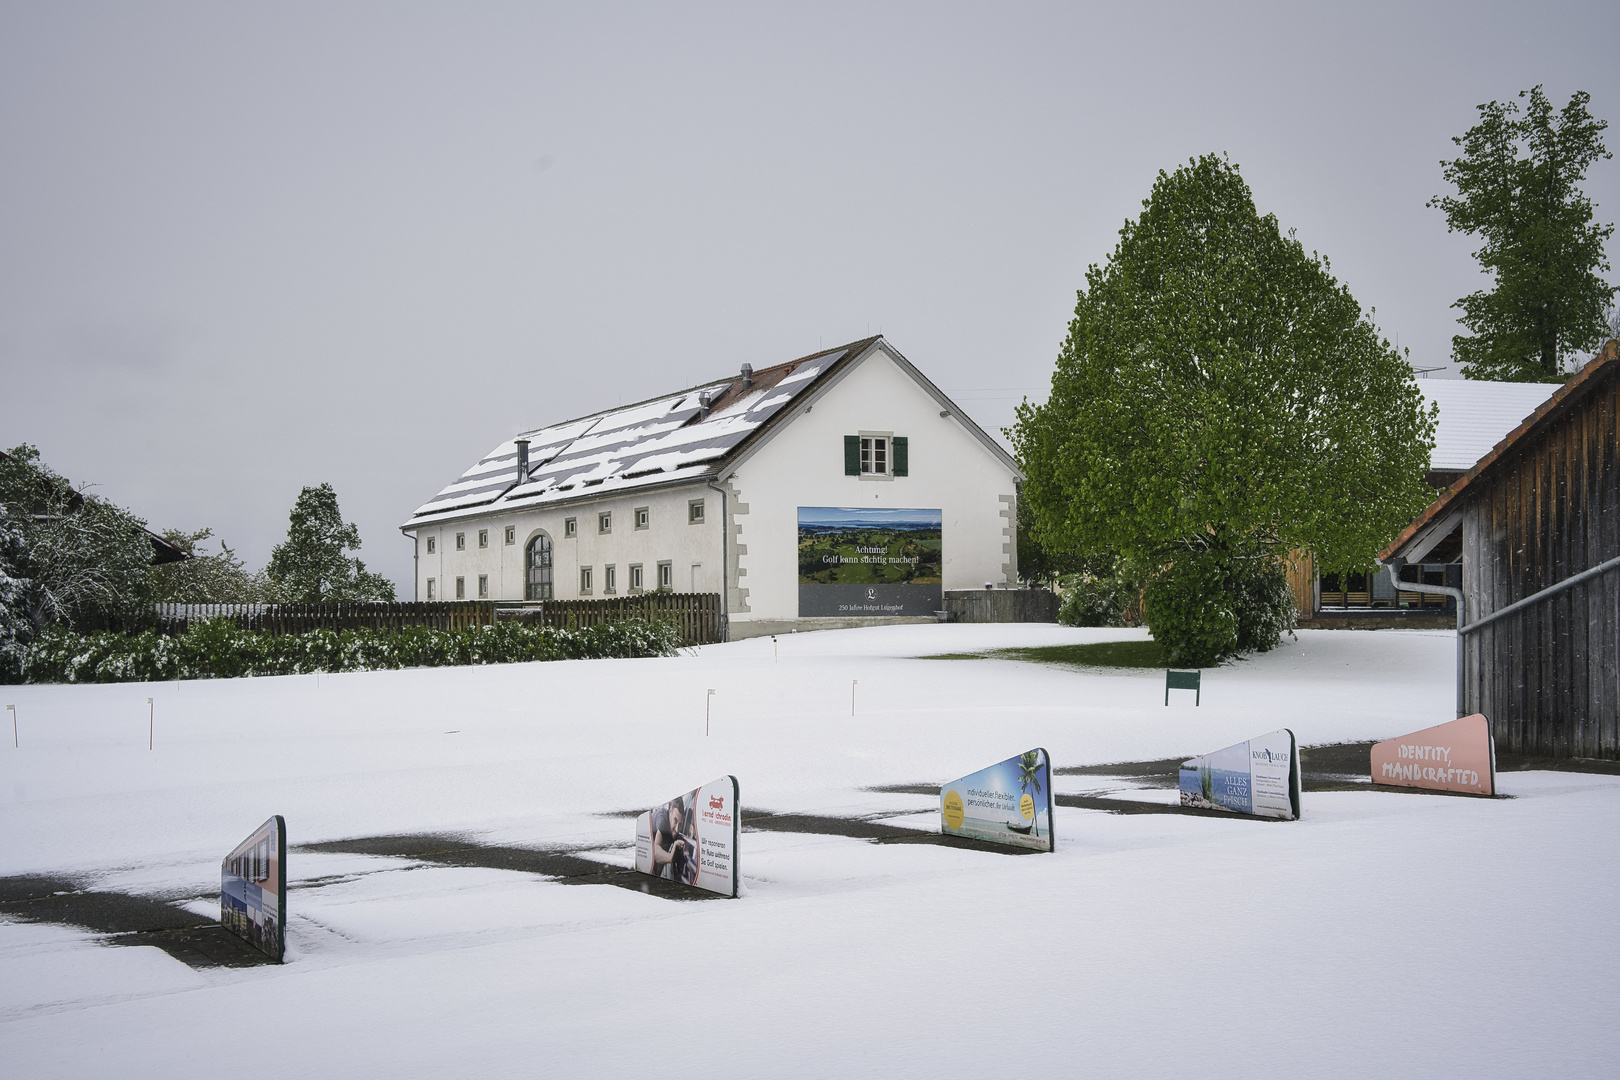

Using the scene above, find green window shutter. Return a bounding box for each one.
[892,436,908,476]
[844,435,860,475]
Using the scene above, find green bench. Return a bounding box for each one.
[1165,669,1201,706]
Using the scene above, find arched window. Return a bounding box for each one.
[526,534,553,600]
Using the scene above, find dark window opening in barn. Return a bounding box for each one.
[526,534,554,600]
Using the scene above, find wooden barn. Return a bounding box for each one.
[1382,340,1620,760]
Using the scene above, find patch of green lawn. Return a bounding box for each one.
[916,652,985,660]
[992,640,1166,669]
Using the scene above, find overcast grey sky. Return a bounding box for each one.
[3,1,1617,593]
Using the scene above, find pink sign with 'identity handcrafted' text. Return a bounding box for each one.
[1371,714,1496,796]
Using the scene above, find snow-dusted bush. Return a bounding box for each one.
[17,617,685,685]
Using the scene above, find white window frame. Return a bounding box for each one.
[504,525,516,545]
[426,578,436,600]
[859,431,893,480]
[426,536,436,554]
[456,532,466,551]
[688,499,705,524]
[580,566,593,594]
[478,529,488,549]
[635,507,650,530]
[599,511,612,534]
[629,563,644,592]
[564,517,577,538]
[477,574,488,599]
[455,576,465,600]
[604,564,616,594]
[657,561,672,590]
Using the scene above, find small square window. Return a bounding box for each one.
[688,499,705,524]
[426,536,436,554]
[456,532,466,551]
[504,525,515,545]
[477,574,488,599]
[599,511,612,534]
[635,507,650,530]
[604,565,616,593]
[427,578,436,600]
[629,564,643,591]
[455,576,465,600]
[564,518,577,538]
[580,566,593,594]
[860,436,889,476]
[478,529,488,549]
[658,561,673,590]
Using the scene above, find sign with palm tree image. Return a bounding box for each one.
[940,748,1053,852]
[1178,729,1300,820]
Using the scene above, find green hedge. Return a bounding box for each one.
[16,617,685,685]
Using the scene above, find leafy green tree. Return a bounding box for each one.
[1432,86,1615,381]
[1011,155,1436,665]
[266,484,396,603]
[0,444,156,637]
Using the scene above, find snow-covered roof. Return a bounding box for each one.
[1417,378,1560,472]
[404,341,868,527]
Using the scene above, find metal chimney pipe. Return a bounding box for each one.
[515,439,530,485]
[698,391,711,419]
[741,363,752,388]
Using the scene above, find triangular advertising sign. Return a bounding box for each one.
[940,748,1054,852]
[634,776,740,897]
[221,815,286,962]
[1179,729,1301,820]
[1370,714,1495,796]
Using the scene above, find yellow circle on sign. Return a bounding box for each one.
[943,789,965,831]
[1020,793,1035,821]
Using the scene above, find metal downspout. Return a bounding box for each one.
[1383,560,1466,717]
[706,478,730,642]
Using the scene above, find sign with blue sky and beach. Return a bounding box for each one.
[221,815,286,962]
[1179,730,1300,820]
[940,749,1053,851]
[797,506,942,617]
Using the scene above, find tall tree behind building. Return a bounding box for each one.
[1432,86,1615,382]
[266,483,396,603]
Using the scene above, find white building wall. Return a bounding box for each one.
[410,484,722,601]
[727,346,1019,630]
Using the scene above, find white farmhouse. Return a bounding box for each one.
[400,337,1023,638]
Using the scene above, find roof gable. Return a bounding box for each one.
[1383,342,1619,561]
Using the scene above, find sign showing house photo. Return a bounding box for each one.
[401,337,1022,638]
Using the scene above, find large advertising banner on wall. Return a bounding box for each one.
[1371,714,1496,796]
[1179,730,1301,820]
[634,776,740,897]
[221,815,286,962]
[798,506,943,617]
[940,749,1054,852]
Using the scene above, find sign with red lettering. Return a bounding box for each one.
[1371,715,1495,796]
[634,776,740,897]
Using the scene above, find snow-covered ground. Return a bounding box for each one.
[2,625,1616,1077]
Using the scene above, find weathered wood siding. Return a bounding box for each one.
[1459,369,1620,758]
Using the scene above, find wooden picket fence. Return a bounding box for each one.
[500,593,724,645]
[154,593,726,644]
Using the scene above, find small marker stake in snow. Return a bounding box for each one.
[706,689,715,736]
[851,679,858,717]
[7,704,15,748]
[147,698,153,750]
[772,635,778,662]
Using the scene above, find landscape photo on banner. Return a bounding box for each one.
[940,748,1054,852]
[221,815,286,962]
[797,506,943,617]
[634,776,740,897]
[1370,714,1496,796]
[1179,730,1300,820]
